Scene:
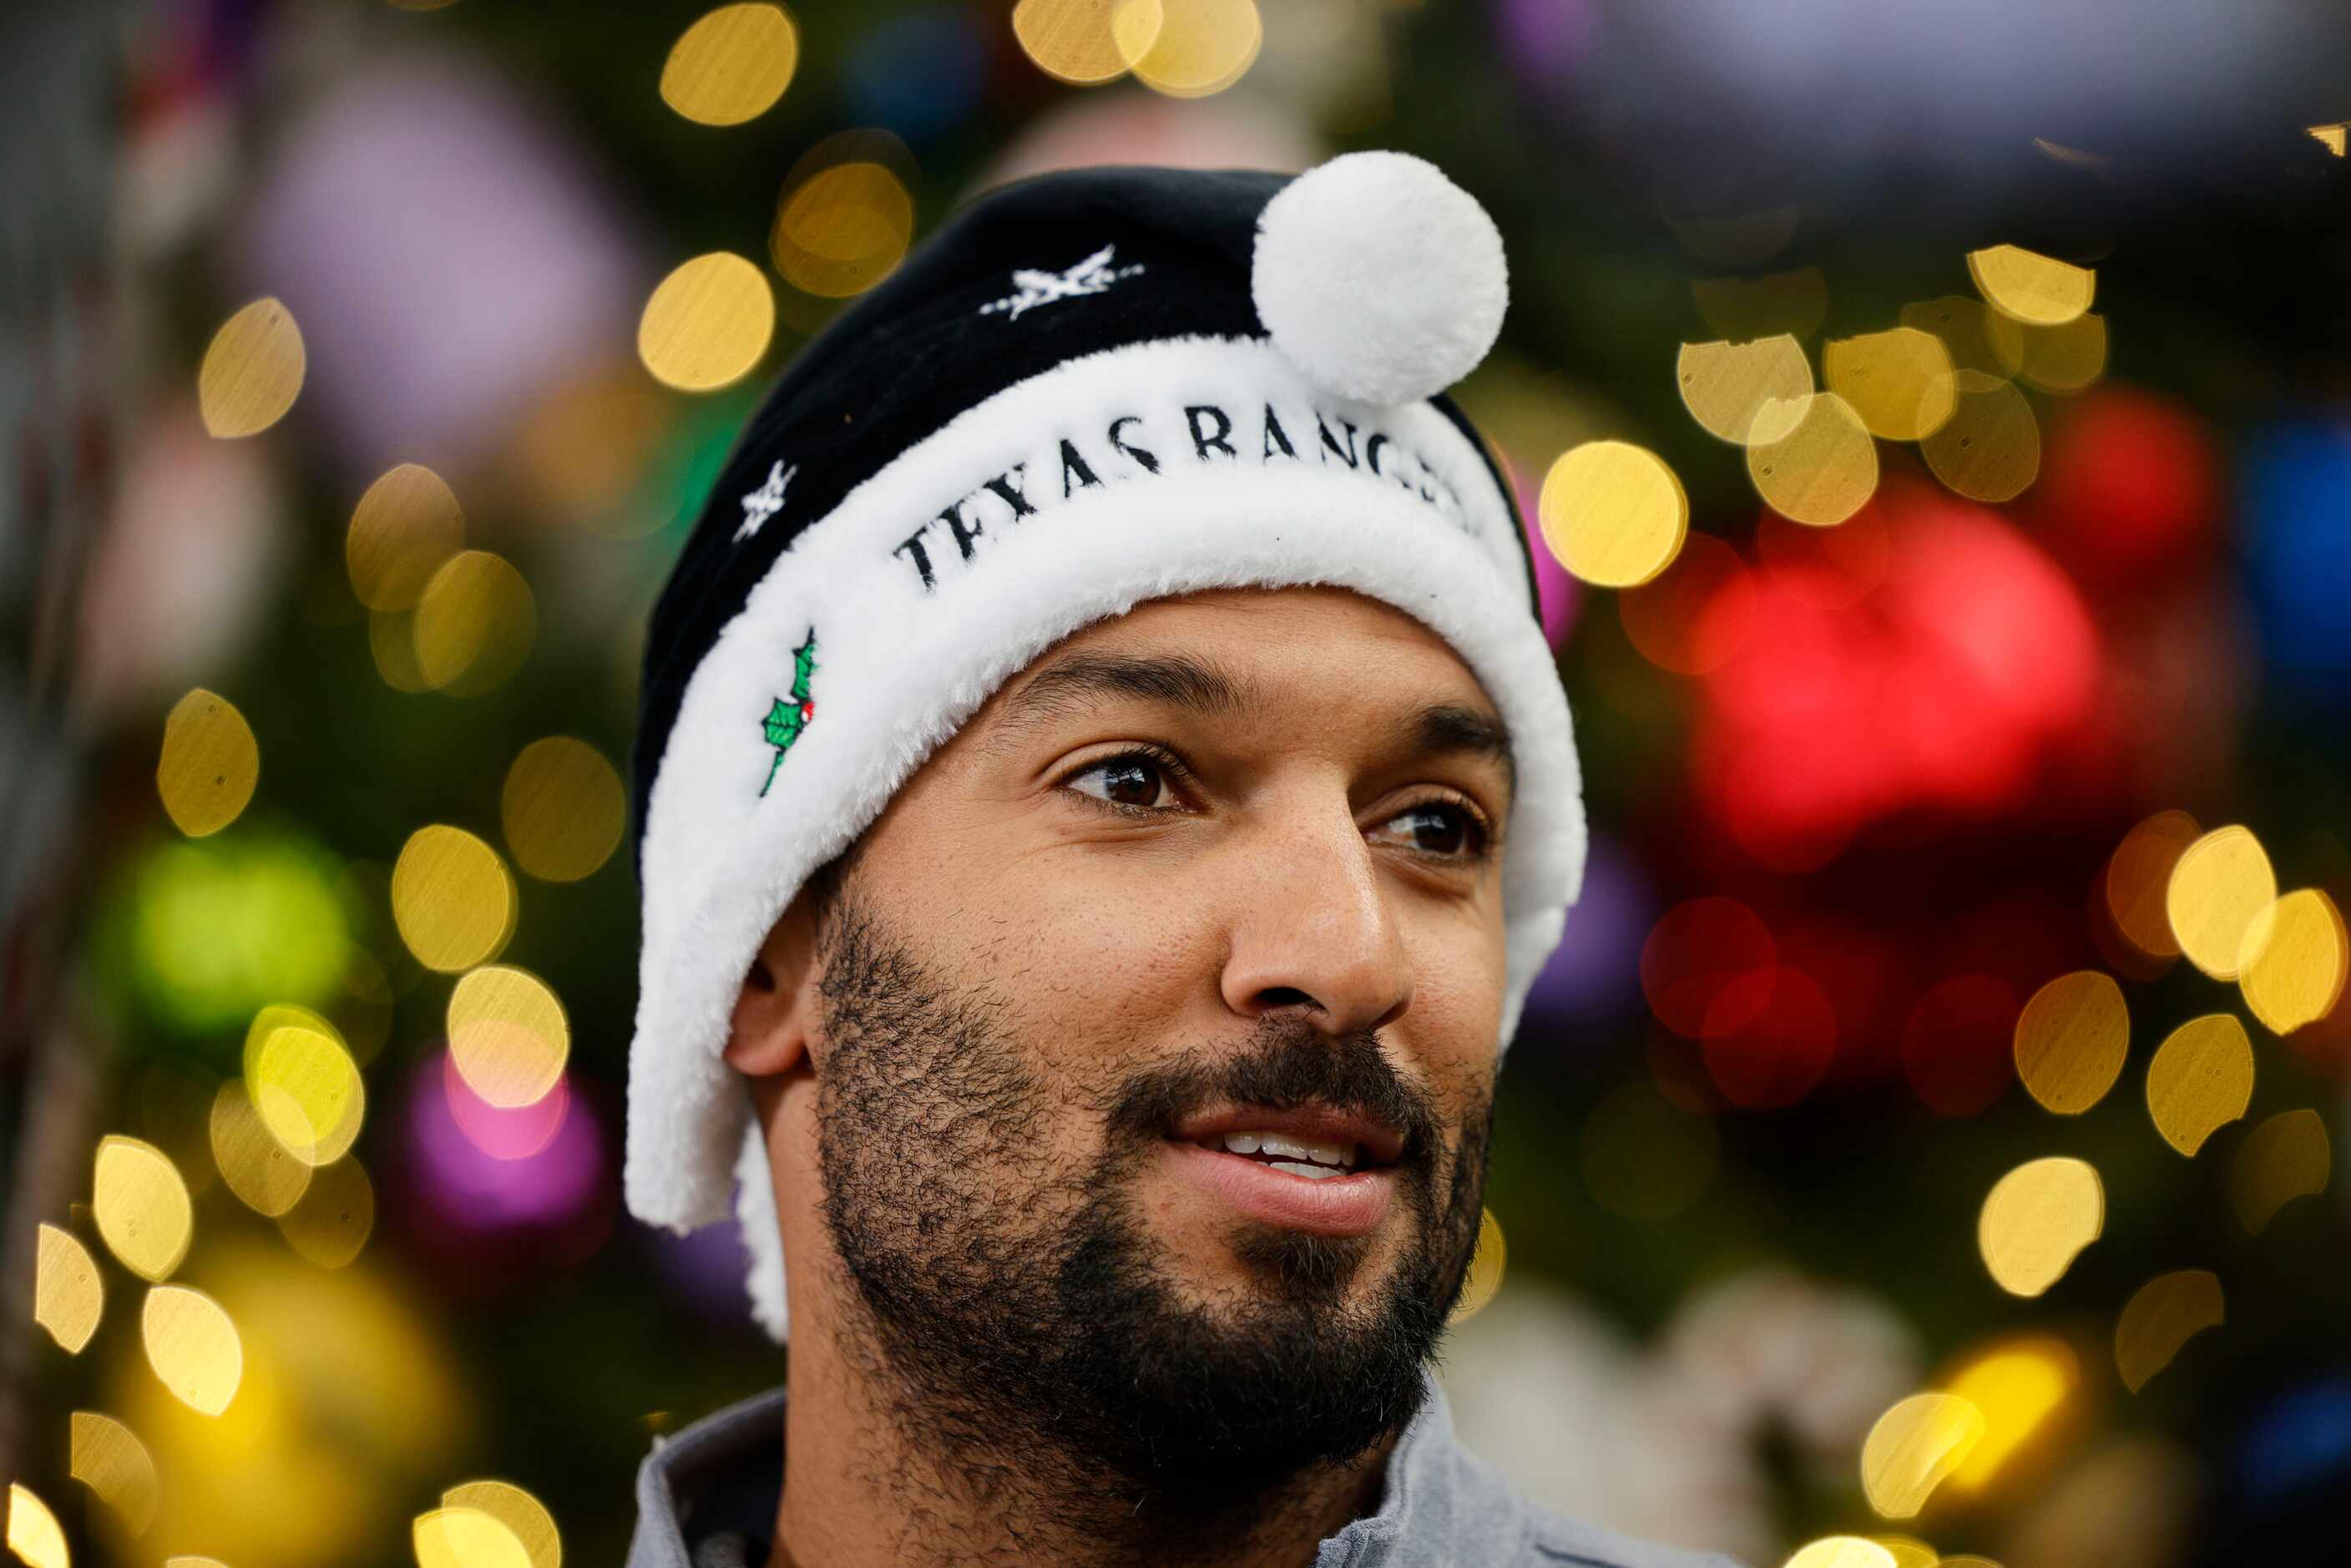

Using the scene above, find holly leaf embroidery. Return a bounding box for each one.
[759,627,819,797]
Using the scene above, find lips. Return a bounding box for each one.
[1161,1138,1397,1237]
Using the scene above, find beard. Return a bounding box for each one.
[806,875,1494,1535]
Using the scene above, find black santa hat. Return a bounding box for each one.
[626,150,1588,1341]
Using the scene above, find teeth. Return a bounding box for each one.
[1267,1160,1342,1181]
[1216,1130,1359,1170]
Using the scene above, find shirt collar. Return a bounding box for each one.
[627,1365,1517,1568]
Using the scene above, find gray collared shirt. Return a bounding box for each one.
[626,1368,1749,1568]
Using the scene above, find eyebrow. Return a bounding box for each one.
[985,650,1518,812]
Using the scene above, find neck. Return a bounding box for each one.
[766,1294,1403,1568]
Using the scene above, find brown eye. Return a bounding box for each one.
[1377,803,1486,860]
[1068,753,1174,812]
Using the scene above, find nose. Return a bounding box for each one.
[1217,787,1414,1039]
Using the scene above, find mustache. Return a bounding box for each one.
[1100,1021,1443,1171]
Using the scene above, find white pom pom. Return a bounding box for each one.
[1252,150,1509,407]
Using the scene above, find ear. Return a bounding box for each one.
[721,881,824,1083]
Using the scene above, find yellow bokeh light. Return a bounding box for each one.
[415,549,537,696]
[1691,267,1828,344]
[414,1506,534,1568]
[660,3,800,126]
[157,689,259,838]
[1824,327,1956,442]
[34,1222,104,1354]
[1782,1539,1898,1568]
[1967,244,2095,326]
[1987,310,2108,394]
[1449,1208,1507,1324]
[1978,1156,2102,1297]
[392,825,518,973]
[1861,1391,1984,1518]
[1863,1538,1939,1568]
[5,1483,69,1568]
[2114,1268,2223,1393]
[1898,296,2010,377]
[198,296,305,438]
[2311,124,2348,156]
[2239,888,2348,1035]
[2166,824,2276,980]
[210,1079,313,1216]
[69,1410,160,1539]
[277,1155,377,1270]
[1012,0,1164,85]
[640,251,776,392]
[1920,370,2040,503]
[2011,970,2128,1115]
[1746,392,1878,527]
[371,607,433,693]
[1676,336,1813,446]
[1131,0,1262,98]
[2144,1014,2254,1156]
[441,1480,563,1568]
[1539,440,1689,588]
[348,463,464,613]
[143,1284,244,1417]
[93,1135,195,1283]
[245,1013,365,1166]
[1942,1338,2076,1490]
[449,964,571,1109]
[2106,810,2200,959]
[502,736,625,883]
[770,160,916,299]
[2232,1108,2330,1234]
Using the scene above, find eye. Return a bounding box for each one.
[1062,746,1186,815]
[1371,800,1492,862]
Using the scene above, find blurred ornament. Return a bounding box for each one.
[403,1048,603,1233]
[76,407,286,724]
[2001,1436,2197,1568]
[2034,388,2217,583]
[1522,835,1654,1026]
[241,52,640,478]
[844,6,983,144]
[2242,420,2351,687]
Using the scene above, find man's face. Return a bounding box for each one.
[799,585,1514,1502]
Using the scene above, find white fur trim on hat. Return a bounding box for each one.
[630,334,1583,1343]
[1252,150,1509,407]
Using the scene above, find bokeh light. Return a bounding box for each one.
[1859,1391,1983,1518]
[501,736,625,883]
[2144,1014,2254,1156]
[276,1154,377,1269]
[1011,0,1163,85]
[2239,888,2348,1034]
[33,1222,104,1354]
[2231,1108,2330,1233]
[2167,824,2277,980]
[769,155,916,299]
[2106,810,2200,960]
[5,1485,68,1568]
[210,1077,315,1218]
[413,1506,533,1568]
[197,297,305,438]
[2011,969,2128,1115]
[638,251,776,391]
[1920,371,2040,503]
[69,1409,160,1540]
[157,688,259,837]
[1129,0,1262,98]
[142,1284,245,1417]
[93,1134,195,1282]
[2115,1269,2224,1393]
[1746,392,1878,526]
[1450,1208,1508,1323]
[661,4,801,126]
[1823,326,1956,442]
[391,825,518,974]
[447,964,571,1109]
[439,1480,564,1568]
[1966,244,2096,326]
[347,463,463,613]
[1978,1156,2103,1297]
[1940,1336,2078,1490]
[1676,336,1812,446]
[1540,440,1688,587]
[414,549,537,696]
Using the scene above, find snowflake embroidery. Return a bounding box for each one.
[735,459,797,544]
[978,244,1147,321]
